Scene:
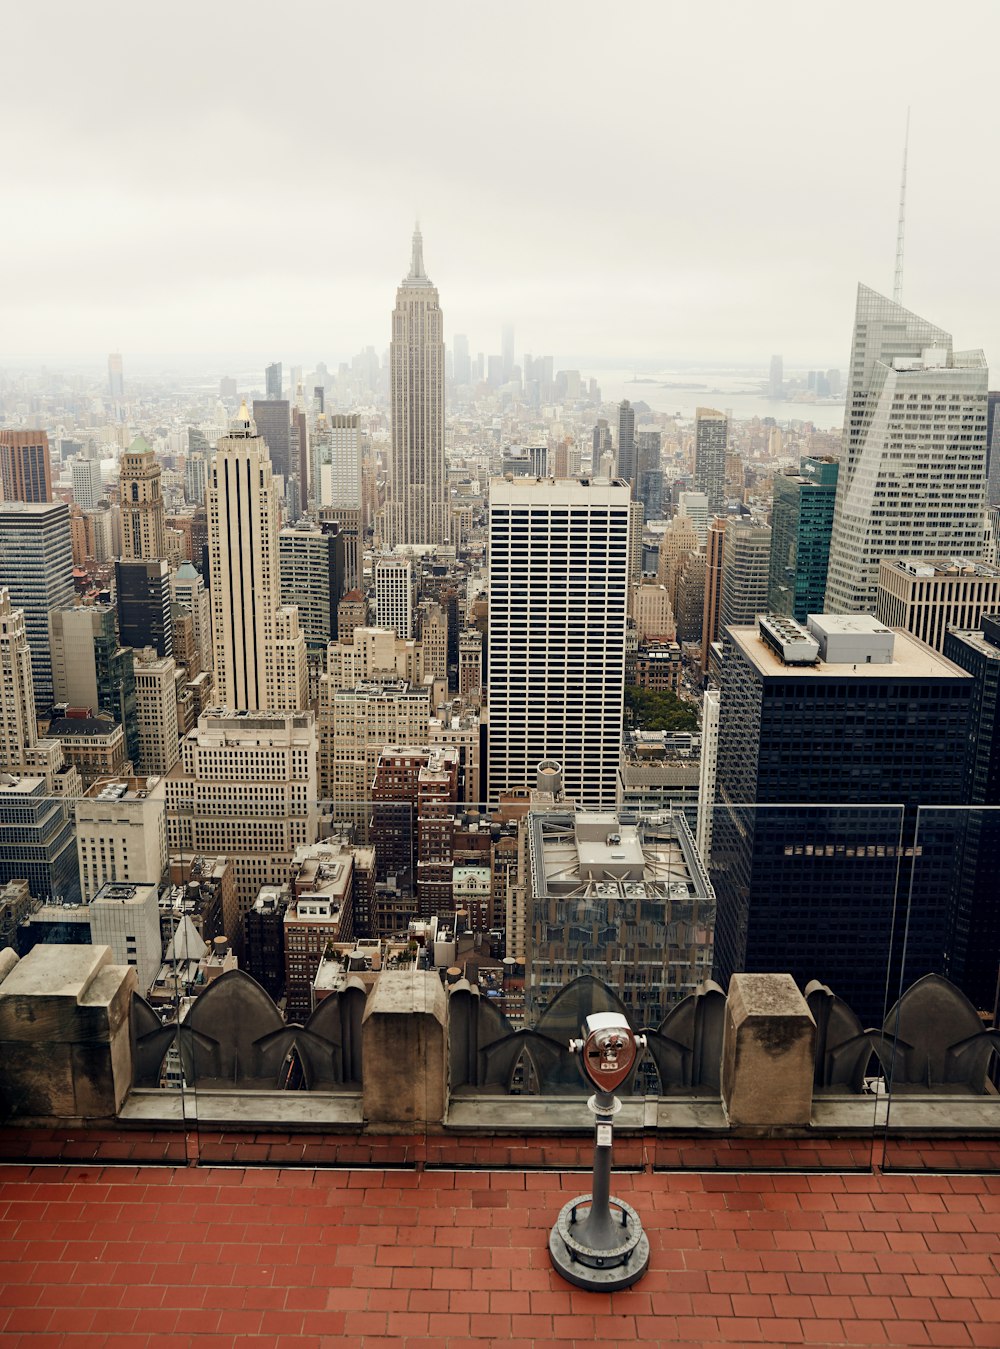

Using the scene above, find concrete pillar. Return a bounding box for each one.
[0,945,136,1124]
[362,969,448,1131]
[721,973,815,1127]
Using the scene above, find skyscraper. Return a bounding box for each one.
[72,458,104,511]
[0,590,37,773]
[108,353,124,400]
[0,501,74,711]
[115,558,172,657]
[453,333,471,386]
[314,413,362,511]
[701,516,727,675]
[385,226,448,547]
[720,517,771,632]
[617,399,637,485]
[824,285,989,614]
[713,615,971,1023]
[768,354,784,399]
[251,399,291,483]
[694,408,728,515]
[767,456,839,621]
[207,404,307,712]
[0,430,52,503]
[375,555,415,639]
[278,522,345,655]
[501,324,515,383]
[488,477,629,809]
[944,616,1000,1010]
[119,437,167,560]
[265,361,282,401]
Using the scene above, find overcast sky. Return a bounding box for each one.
[3,0,999,375]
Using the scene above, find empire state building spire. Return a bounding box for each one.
[405,221,432,286]
[383,226,448,546]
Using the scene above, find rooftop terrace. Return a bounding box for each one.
[1,1163,998,1348]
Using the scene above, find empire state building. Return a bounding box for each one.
[384,226,448,546]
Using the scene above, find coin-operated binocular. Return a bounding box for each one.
[548,1013,650,1290]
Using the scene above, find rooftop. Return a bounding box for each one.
[1,1162,997,1348]
[730,624,968,680]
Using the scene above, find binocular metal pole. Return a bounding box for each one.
[548,1087,650,1290]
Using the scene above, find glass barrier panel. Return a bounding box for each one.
[882,805,1000,1174]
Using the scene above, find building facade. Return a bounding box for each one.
[767,456,839,621]
[0,429,52,504]
[825,286,988,614]
[876,557,1000,654]
[119,437,167,560]
[694,408,728,515]
[207,405,307,712]
[0,502,74,712]
[713,615,972,1023]
[488,477,629,809]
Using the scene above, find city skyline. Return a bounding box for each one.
[3,3,1000,370]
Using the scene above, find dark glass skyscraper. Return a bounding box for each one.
[694,408,727,514]
[767,456,839,621]
[252,399,291,482]
[115,558,172,657]
[617,400,636,486]
[712,616,972,1023]
[265,361,282,401]
[943,616,1000,1011]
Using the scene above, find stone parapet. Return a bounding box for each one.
[0,945,136,1124]
[722,973,816,1127]
[362,969,448,1131]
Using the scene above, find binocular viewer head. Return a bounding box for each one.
[569,1012,646,1093]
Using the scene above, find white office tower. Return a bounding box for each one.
[375,555,414,639]
[313,413,362,511]
[72,458,105,511]
[76,776,168,902]
[825,285,989,613]
[169,562,212,680]
[488,477,630,809]
[207,404,307,711]
[677,490,709,545]
[384,226,448,546]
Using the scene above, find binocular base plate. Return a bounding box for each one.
[548,1194,650,1291]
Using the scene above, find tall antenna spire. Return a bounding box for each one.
[893,108,910,305]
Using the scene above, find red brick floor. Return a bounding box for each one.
[1,1164,998,1348]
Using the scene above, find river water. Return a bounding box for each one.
[587,368,844,431]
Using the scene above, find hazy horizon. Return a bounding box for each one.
[4,0,999,373]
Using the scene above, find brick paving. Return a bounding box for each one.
[1,1163,998,1347]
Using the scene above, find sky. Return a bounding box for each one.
[3,0,1000,375]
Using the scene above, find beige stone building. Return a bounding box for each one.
[119,437,167,560]
[133,648,179,775]
[165,709,318,926]
[631,581,677,643]
[207,406,307,713]
[75,775,168,902]
[875,556,1000,653]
